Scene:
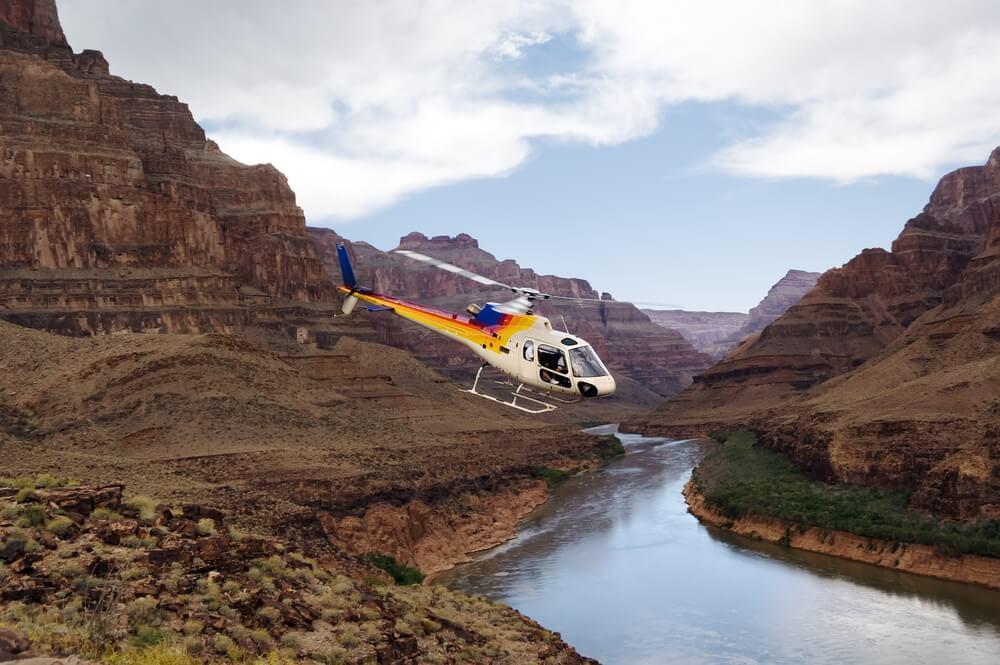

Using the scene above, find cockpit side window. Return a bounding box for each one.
[523,340,534,362]
[537,344,568,374]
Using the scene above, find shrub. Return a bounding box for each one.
[34,473,69,489]
[124,495,158,522]
[14,487,36,503]
[313,646,347,664]
[46,515,76,537]
[594,434,626,461]
[257,606,281,624]
[105,644,211,665]
[91,508,122,521]
[127,597,159,627]
[421,618,442,634]
[249,628,274,650]
[529,465,577,487]
[0,528,40,560]
[128,625,164,648]
[18,503,47,527]
[195,518,216,537]
[365,554,424,585]
[212,633,239,659]
[0,503,22,520]
[336,623,362,648]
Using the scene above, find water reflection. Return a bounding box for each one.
[438,427,1000,665]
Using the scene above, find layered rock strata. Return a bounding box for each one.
[644,269,819,359]
[0,0,342,340]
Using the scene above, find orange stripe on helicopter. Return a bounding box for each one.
[337,286,536,351]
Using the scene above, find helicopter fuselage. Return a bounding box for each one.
[337,286,616,399]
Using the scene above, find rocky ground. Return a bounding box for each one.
[0,481,595,664]
[0,320,617,560]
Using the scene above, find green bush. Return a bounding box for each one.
[365,553,425,585]
[91,508,122,521]
[124,495,158,522]
[128,625,164,648]
[594,434,626,462]
[694,431,1000,558]
[0,528,40,560]
[195,518,216,536]
[17,504,47,527]
[530,466,575,487]
[46,516,76,537]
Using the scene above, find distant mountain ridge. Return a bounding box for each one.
[644,269,820,359]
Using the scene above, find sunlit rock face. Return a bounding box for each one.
[311,229,712,399]
[630,147,1000,520]
[0,0,338,336]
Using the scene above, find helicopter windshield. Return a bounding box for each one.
[570,346,608,378]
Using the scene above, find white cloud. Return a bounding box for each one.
[58,0,1000,218]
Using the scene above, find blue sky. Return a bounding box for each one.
[331,101,935,311]
[60,1,1000,311]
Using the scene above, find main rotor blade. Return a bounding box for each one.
[393,250,514,291]
[546,294,685,309]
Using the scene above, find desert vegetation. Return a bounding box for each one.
[0,477,591,664]
[694,431,1000,557]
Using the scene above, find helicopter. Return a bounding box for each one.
[334,243,616,414]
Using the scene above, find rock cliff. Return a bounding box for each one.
[311,229,711,401]
[642,310,749,357]
[0,0,344,341]
[644,269,819,359]
[630,147,1000,519]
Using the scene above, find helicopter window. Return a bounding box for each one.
[561,337,578,346]
[537,344,568,374]
[523,340,534,362]
[539,368,572,388]
[570,346,608,378]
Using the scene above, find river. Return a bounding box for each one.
[437,426,1000,664]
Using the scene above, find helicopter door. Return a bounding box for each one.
[536,343,572,388]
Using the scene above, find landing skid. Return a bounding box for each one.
[462,365,559,414]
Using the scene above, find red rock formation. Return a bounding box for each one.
[742,269,822,335]
[630,147,1000,519]
[311,228,711,399]
[0,0,340,338]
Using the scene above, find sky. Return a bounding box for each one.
[58,1,1000,312]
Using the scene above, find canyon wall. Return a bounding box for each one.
[311,228,711,400]
[631,148,1000,519]
[0,0,349,342]
[644,269,819,359]
[642,309,748,358]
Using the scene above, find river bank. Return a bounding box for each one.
[684,480,1000,590]
[440,429,1000,665]
[686,430,1000,590]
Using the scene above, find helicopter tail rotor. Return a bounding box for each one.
[336,243,363,314]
